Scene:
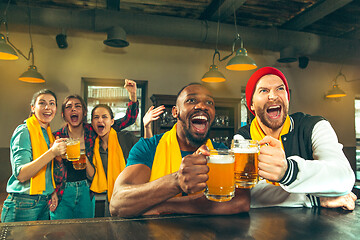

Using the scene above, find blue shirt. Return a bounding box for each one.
[126,133,227,169]
[6,122,54,195]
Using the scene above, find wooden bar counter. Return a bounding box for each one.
[1,201,359,239]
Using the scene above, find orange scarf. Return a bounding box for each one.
[90,128,126,201]
[249,115,291,186]
[26,114,55,195]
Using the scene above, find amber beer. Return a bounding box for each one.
[233,139,259,188]
[205,149,235,202]
[66,138,80,162]
[72,150,86,170]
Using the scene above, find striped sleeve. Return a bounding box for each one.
[307,194,321,207]
[279,158,299,186]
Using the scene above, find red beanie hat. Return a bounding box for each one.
[246,66,289,115]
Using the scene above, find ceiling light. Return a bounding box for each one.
[225,6,257,71]
[19,65,45,83]
[325,84,346,98]
[277,47,297,63]
[325,71,347,99]
[201,6,256,82]
[0,33,18,60]
[202,64,226,82]
[104,26,129,48]
[226,46,257,71]
[1,0,45,83]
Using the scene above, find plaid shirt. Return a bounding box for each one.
[52,100,139,201]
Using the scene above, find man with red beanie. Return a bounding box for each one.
[236,66,356,210]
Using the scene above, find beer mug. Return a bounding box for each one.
[205,149,235,202]
[65,138,80,162]
[72,149,87,170]
[232,136,260,188]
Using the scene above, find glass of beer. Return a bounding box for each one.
[72,149,86,170]
[205,149,235,202]
[232,139,259,188]
[65,138,80,162]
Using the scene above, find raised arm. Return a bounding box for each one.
[112,79,139,131]
[143,105,165,138]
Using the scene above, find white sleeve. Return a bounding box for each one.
[281,120,355,196]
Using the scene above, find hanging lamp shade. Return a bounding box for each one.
[0,33,18,60]
[277,47,297,63]
[226,48,257,71]
[201,65,226,82]
[325,83,346,98]
[103,26,129,48]
[19,65,45,83]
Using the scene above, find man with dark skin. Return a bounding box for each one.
[110,83,250,217]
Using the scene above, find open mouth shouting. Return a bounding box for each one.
[70,113,80,124]
[190,112,210,135]
[95,124,106,135]
[266,105,282,119]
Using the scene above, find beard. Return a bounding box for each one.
[178,113,210,148]
[255,101,288,130]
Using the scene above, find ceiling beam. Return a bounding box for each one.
[2,3,360,64]
[342,29,360,39]
[210,0,247,21]
[282,0,353,30]
[199,0,225,20]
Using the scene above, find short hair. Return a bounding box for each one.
[61,95,87,122]
[176,83,204,103]
[29,89,57,117]
[91,104,114,120]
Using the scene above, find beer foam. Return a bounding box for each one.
[208,155,234,164]
[232,148,258,154]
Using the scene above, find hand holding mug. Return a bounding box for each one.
[177,145,210,194]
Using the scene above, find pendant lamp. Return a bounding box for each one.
[19,64,45,83]
[202,64,226,83]
[0,33,18,60]
[104,26,129,48]
[325,71,347,99]
[201,5,256,82]
[325,83,346,98]
[225,35,257,71]
[0,0,45,83]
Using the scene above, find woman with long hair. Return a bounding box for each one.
[1,89,66,222]
[90,103,163,216]
[50,80,141,219]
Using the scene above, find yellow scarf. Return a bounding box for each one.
[150,123,214,182]
[26,114,55,195]
[249,115,291,186]
[90,128,126,201]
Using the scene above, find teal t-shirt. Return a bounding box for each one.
[126,133,227,169]
[6,121,54,195]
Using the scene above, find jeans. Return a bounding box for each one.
[1,193,51,222]
[50,180,95,220]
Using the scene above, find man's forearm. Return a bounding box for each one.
[143,188,251,216]
[110,172,182,217]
